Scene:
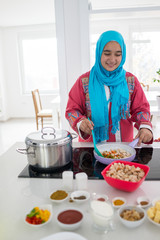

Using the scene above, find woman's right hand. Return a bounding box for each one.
[79,118,94,135]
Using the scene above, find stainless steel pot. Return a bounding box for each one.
[16,127,77,169]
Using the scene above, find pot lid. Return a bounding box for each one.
[25,127,71,145]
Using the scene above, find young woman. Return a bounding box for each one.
[65,30,153,146]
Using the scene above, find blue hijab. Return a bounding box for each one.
[89,30,129,143]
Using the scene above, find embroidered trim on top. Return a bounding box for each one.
[126,75,135,118]
[127,76,135,93]
[67,111,81,125]
[82,77,89,93]
[137,112,150,121]
[82,77,91,112]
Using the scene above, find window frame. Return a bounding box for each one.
[17,30,59,95]
[129,24,160,91]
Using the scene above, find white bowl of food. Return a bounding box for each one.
[56,207,83,230]
[147,214,160,227]
[137,196,151,208]
[49,190,69,203]
[24,204,52,227]
[70,190,90,203]
[147,200,160,226]
[118,205,146,228]
[112,197,126,209]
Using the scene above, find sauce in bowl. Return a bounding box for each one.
[58,209,83,224]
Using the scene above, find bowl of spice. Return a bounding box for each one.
[112,197,126,209]
[70,190,90,203]
[50,190,68,203]
[56,207,84,230]
[137,196,151,208]
[91,192,109,202]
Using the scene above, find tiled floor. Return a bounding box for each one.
[0,117,160,156]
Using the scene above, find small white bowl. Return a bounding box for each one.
[118,205,146,228]
[49,190,69,203]
[152,196,160,206]
[56,208,83,230]
[91,192,108,202]
[147,214,160,227]
[137,196,151,208]
[112,197,126,209]
[24,204,52,227]
[70,190,90,203]
[147,201,160,227]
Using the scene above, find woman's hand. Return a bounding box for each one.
[79,118,94,135]
[135,128,153,146]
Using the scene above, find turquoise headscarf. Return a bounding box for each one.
[89,30,129,143]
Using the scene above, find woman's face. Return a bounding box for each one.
[101,41,122,71]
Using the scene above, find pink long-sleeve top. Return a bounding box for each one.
[65,71,152,142]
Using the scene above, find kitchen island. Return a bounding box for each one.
[1,142,160,240]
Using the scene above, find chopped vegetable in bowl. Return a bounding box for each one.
[25,207,50,225]
[102,149,131,159]
[24,204,52,227]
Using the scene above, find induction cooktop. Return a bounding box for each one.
[18,146,160,180]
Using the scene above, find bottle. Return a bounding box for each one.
[75,172,88,190]
[62,171,73,191]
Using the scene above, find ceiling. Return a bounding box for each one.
[0,0,160,27]
[0,0,55,27]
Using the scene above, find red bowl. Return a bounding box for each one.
[101,160,150,192]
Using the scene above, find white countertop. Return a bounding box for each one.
[1,142,160,240]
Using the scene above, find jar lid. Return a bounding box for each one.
[25,127,71,146]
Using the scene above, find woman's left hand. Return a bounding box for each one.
[135,128,153,146]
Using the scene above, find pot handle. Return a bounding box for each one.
[16,148,34,155]
[41,127,56,139]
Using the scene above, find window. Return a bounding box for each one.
[18,32,59,94]
[89,20,160,90]
[132,31,160,88]
[89,1,160,90]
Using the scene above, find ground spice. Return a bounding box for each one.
[73,195,86,200]
[69,197,74,203]
[97,198,105,202]
[140,201,149,206]
[113,199,124,206]
[50,190,68,200]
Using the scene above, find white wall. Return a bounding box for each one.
[55,0,90,130]
[1,24,58,120]
[0,28,7,120]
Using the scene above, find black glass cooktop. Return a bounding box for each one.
[18,147,160,180]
